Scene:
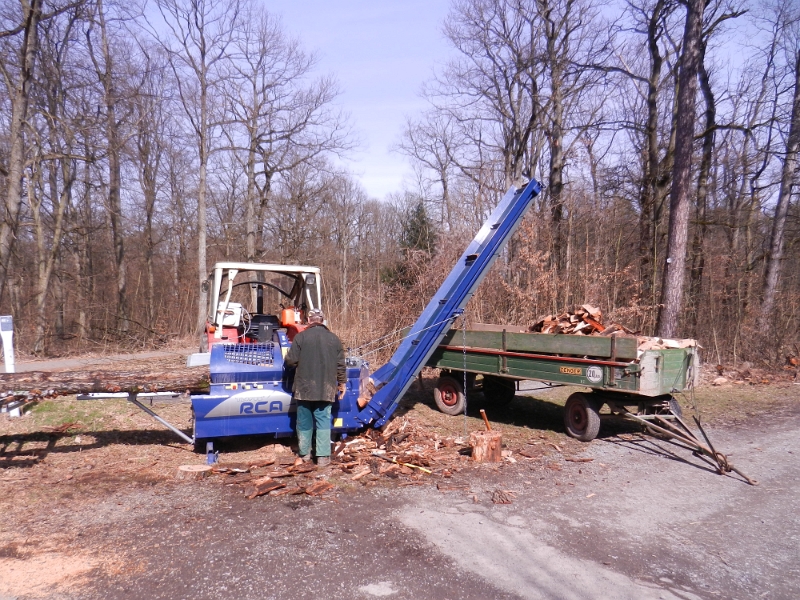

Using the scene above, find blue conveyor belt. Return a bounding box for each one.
[357,179,542,427]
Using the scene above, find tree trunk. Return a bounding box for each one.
[196,77,209,333]
[760,49,800,331]
[688,43,716,336]
[0,0,43,305]
[657,0,706,338]
[638,0,667,307]
[0,367,210,396]
[91,0,129,333]
[470,430,503,463]
[32,153,73,354]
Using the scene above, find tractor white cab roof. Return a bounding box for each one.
[205,262,322,332]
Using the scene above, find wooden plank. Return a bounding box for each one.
[439,330,638,360]
[429,349,641,393]
[470,322,529,333]
[657,349,691,395]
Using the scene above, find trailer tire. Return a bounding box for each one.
[564,393,602,442]
[434,376,466,415]
[483,375,516,405]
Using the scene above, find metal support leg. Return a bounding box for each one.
[126,393,194,445]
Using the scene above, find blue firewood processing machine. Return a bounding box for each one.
[188,179,543,452]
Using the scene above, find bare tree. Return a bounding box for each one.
[223,6,349,263]
[324,173,368,324]
[760,0,800,332]
[131,45,170,329]
[657,0,707,337]
[85,0,138,333]
[397,111,457,229]
[432,0,544,190]
[153,0,244,331]
[26,4,84,353]
[0,0,46,305]
[263,159,329,263]
[607,0,681,310]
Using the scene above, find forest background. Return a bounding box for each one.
[0,0,798,366]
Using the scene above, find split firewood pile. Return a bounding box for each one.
[192,416,483,500]
[529,304,611,336]
[529,304,697,352]
[331,416,459,481]
[187,450,337,499]
[192,417,588,502]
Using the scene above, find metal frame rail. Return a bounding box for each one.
[77,392,193,445]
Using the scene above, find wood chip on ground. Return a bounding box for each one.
[491,489,516,504]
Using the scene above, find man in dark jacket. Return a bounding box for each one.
[284,308,346,466]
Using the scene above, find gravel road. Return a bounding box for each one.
[1,398,797,600]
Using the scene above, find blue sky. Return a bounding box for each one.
[267,0,454,200]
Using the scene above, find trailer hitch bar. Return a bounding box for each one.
[622,409,758,486]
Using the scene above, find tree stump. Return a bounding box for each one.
[175,465,212,480]
[470,431,503,463]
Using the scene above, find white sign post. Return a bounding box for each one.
[0,315,13,374]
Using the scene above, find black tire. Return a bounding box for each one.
[564,392,602,441]
[482,375,516,405]
[434,376,466,416]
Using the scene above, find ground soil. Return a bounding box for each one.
[1,351,798,600]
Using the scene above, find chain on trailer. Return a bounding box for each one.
[462,312,468,439]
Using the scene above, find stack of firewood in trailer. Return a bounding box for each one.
[528,304,697,352]
[529,304,611,336]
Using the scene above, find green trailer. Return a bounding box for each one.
[425,324,700,441]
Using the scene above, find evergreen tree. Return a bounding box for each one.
[383,200,438,288]
[400,201,437,255]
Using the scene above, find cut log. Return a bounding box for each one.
[175,465,212,481]
[270,486,305,497]
[583,316,605,332]
[212,463,250,473]
[305,481,334,496]
[0,367,209,397]
[518,448,540,459]
[351,466,372,480]
[244,477,286,499]
[470,431,503,463]
[264,468,293,478]
[249,457,276,468]
[289,463,318,474]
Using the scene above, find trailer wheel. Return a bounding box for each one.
[483,375,516,405]
[564,393,602,441]
[434,376,466,415]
